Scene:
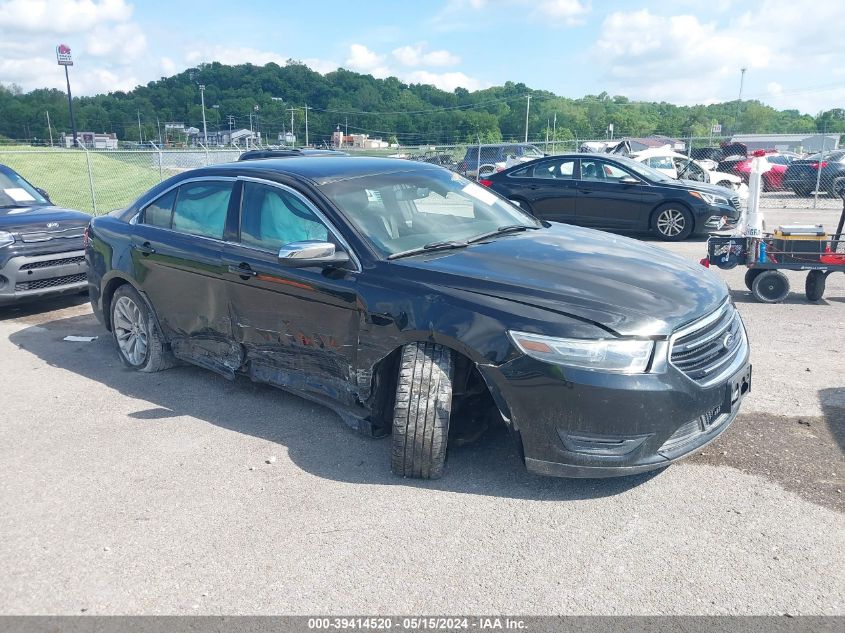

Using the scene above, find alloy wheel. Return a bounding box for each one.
[657,208,686,237]
[113,296,148,366]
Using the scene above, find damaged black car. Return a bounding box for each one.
[86,157,750,479]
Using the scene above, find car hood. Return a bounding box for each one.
[0,204,91,234]
[394,224,728,337]
[659,179,737,197]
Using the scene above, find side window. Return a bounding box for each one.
[533,159,575,179]
[509,166,532,178]
[143,189,177,228]
[600,163,632,182]
[240,183,328,252]
[171,181,233,239]
[580,159,602,181]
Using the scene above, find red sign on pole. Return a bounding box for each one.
[56,44,73,66]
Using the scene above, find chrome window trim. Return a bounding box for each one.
[128,174,361,272]
[236,176,361,272]
[130,176,238,226]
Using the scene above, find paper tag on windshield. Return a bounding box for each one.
[4,188,36,202]
[462,182,498,206]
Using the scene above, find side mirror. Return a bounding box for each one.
[36,187,51,201]
[277,241,350,268]
[619,176,639,185]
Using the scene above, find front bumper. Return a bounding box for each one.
[480,338,751,478]
[696,203,742,234]
[0,249,88,304]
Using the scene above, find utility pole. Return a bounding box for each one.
[304,104,310,147]
[46,111,53,147]
[199,84,208,145]
[524,95,531,143]
[552,112,556,154]
[137,109,143,143]
[735,68,747,133]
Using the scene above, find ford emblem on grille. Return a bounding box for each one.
[46,222,60,229]
[722,333,734,350]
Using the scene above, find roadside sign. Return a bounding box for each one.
[56,44,73,66]
[712,124,722,134]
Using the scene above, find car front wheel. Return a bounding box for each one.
[110,284,175,372]
[652,204,693,241]
[391,342,454,479]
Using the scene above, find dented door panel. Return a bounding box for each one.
[221,242,361,405]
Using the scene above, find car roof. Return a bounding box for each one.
[205,156,441,185]
[631,148,688,160]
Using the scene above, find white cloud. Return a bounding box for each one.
[0,0,132,33]
[591,2,844,112]
[345,44,385,71]
[405,70,486,92]
[534,0,590,26]
[392,43,460,67]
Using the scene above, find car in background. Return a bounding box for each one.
[457,143,544,179]
[732,152,799,190]
[85,157,749,480]
[238,148,348,161]
[782,150,845,196]
[631,148,747,193]
[0,164,89,305]
[481,153,742,241]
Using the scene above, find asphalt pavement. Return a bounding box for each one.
[0,206,842,615]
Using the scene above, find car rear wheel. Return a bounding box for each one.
[110,284,175,372]
[792,187,812,197]
[391,342,454,479]
[751,270,790,303]
[805,270,827,302]
[716,180,733,189]
[652,204,693,241]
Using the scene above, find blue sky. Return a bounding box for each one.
[1,0,843,114]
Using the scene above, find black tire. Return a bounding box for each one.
[110,284,175,372]
[744,268,764,291]
[391,342,454,479]
[751,270,790,303]
[716,180,733,189]
[805,270,827,302]
[651,204,694,241]
[792,187,812,198]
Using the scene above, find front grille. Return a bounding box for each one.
[670,302,745,384]
[19,227,85,243]
[729,196,741,210]
[659,405,727,454]
[15,272,87,291]
[20,255,85,270]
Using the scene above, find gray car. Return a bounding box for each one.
[0,165,89,305]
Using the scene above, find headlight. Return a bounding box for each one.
[508,330,654,373]
[689,190,729,206]
[0,231,15,248]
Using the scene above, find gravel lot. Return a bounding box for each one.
[0,206,843,615]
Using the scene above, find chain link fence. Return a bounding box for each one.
[2,136,842,216]
[0,147,241,215]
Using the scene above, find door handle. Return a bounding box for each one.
[133,241,156,255]
[228,263,257,279]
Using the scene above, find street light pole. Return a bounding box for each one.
[524,95,531,143]
[64,65,77,148]
[199,84,208,145]
[735,68,747,133]
[304,104,310,147]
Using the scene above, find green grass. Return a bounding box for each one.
[0,149,164,215]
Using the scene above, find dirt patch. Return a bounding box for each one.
[691,410,845,513]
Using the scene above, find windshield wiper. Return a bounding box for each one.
[387,240,468,260]
[466,224,537,244]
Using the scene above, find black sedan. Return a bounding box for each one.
[86,157,750,479]
[0,164,89,305]
[480,153,742,240]
[783,150,845,197]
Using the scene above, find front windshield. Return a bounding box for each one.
[0,166,49,207]
[319,168,540,257]
[616,156,673,182]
